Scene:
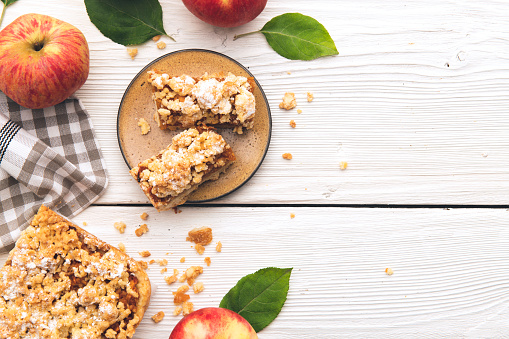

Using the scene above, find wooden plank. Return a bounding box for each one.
[2,206,509,337]
[4,1,509,205]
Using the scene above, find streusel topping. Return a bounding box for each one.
[0,207,143,339]
[135,129,229,199]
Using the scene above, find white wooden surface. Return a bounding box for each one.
[2,0,509,338]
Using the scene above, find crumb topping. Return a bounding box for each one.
[151,311,165,323]
[138,118,151,135]
[0,207,143,339]
[114,222,126,234]
[135,224,149,237]
[148,71,256,133]
[186,227,213,245]
[216,241,222,253]
[282,153,293,160]
[279,92,297,110]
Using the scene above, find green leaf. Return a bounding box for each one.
[84,0,168,46]
[219,267,292,332]
[249,13,338,61]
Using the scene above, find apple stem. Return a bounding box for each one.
[0,3,6,28]
[233,31,261,41]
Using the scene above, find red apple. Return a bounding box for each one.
[182,0,267,28]
[169,307,258,339]
[0,13,89,109]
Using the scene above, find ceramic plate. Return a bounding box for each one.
[117,49,271,203]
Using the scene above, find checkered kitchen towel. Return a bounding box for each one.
[0,92,108,251]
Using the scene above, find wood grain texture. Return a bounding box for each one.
[2,206,508,338]
[3,0,508,205]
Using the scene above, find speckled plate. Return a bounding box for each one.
[117,49,271,203]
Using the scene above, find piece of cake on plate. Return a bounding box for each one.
[0,206,151,339]
[129,128,235,211]
[148,70,256,134]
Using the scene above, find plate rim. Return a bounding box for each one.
[116,48,272,204]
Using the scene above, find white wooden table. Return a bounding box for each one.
[2,0,509,337]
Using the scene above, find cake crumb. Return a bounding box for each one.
[185,266,203,286]
[152,35,161,42]
[161,267,167,274]
[282,153,293,160]
[340,161,348,170]
[114,221,126,234]
[149,259,155,265]
[287,71,292,75]
[173,306,183,316]
[127,48,138,60]
[176,285,190,294]
[138,261,148,270]
[118,242,126,252]
[157,41,166,49]
[165,269,179,285]
[385,268,394,276]
[135,224,149,237]
[297,109,303,114]
[279,92,297,110]
[178,272,187,283]
[82,222,87,226]
[180,257,186,263]
[195,244,205,255]
[290,120,296,128]
[204,257,211,266]
[151,311,165,323]
[193,282,204,294]
[139,250,151,258]
[182,301,194,315]
[140,212,149,220]
[216,241,222,252]
[290,213,295,219]
[156,259,168,266]
[186,227,213,245]
[307,92,314,102]
[138,118,151,135]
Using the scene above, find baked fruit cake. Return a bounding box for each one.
[130,128,236,211]
[0,206,151,339]
[148,70,256,134]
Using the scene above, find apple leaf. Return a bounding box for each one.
[219,267,292,332]
[0,0,18,28]
[235,13,338,61]
[84,0,170,46]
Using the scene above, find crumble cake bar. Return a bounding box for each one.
[0,206,151,339]
[129,128,235,211]
[148,70,256,134]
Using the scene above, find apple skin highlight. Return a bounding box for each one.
[0,13,89,109]
[182,0,267,28]
[169,307,258,339]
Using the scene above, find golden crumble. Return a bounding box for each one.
[195,244,205,255]
[279,92,297,110]
[118,242,126,252]
[135,224,149,237]
[138,118,151,135]
[114,221,126,234]
[307,92,314,102]
[156,259,168,266]
[173,289,190,304]
[148,71,256,133]
[173,306,183,316]
[176,285,190,294]
[216,241,222,252]
[385,268,394,276]
[290,120,296,128]
[139,250,151,258]
[157,41,166,49]
[204,257,211,266]
[187,226,213,245]
[185,266,203,286]
[340,161,348,170]
[178,272,187,283]
[161,267,168,274]
[127,48,138,60]
[282,153,293,160]
[290,213,295,219]
[297,109,303,114]
[165,269,179,285]
[182,301,194,315]
[180,257,186,263]
[138,260,149,270]
[129,129,236,211]
[152,35,161,42]
[193,282,204,294]
[149,259,155,265]
[82,221,87,226]
[151,311,165,323]
[140,212,149,220]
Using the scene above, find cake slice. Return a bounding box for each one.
[148,70,256,134]
[0,206,151,339]
[129,128,235,211]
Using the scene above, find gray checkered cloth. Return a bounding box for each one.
[0,92,108,251]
